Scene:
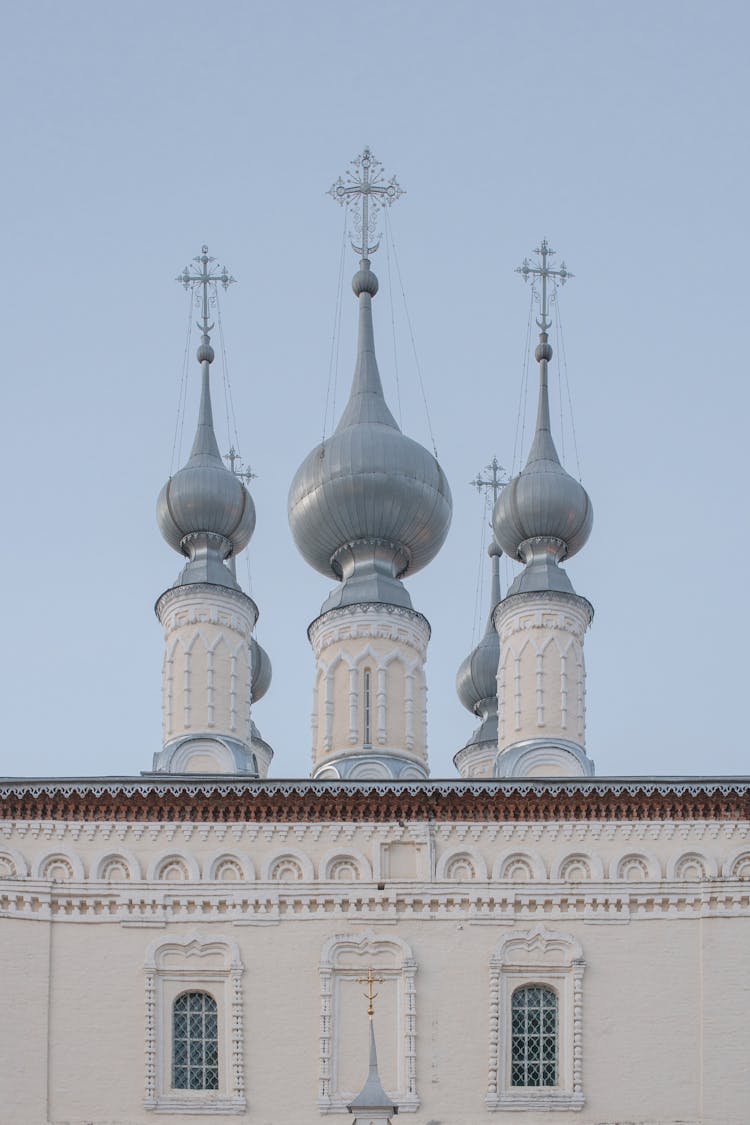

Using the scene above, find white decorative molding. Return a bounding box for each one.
[666,851,718,881]
[147,851,201,883]
[492,850,547,882]
[550,851,605,882]
[309,604,430,661]
[144,931,245,1114]
[32,848,85,882]
[721,847,750,878]
[318,929,419,1114]
[608,850,662,881]
[487,925,585,1112]
[495,740,594,779]
[0,847,29,878]
[205,853,255,882]
[319,849,373,882]
[260,848,314,882]
[92,848,142,881]
[436,846,488,881]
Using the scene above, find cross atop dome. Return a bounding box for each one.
[329,147,404,259]
[177,245,235,337]
[471,456,509,508]
[516,239,573,332]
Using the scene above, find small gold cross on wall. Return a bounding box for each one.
[355,967,385,1017]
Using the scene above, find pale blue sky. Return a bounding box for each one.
[1,1,747,777]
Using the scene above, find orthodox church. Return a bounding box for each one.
[1,150,748,1125]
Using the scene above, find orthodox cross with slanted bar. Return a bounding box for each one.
[471,456,508,507]
[224,446,256,488]
[329,148,404,259]
[515,239,573,332]
[356,967,385,1017]
[177,245,235,334]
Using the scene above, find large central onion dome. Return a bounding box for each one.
[157,334,255,588]
[493,333,591,592]
[288,261,452,608]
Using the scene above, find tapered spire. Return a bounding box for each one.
[156,247,254,589]
[493,241,592,595]
[336,261,398,430]
[288,149,452,608]
[348,1020,396,1117]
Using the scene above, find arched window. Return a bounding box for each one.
[363,668,372,747]
[510,985,557,1087]
[172,991,219,1091]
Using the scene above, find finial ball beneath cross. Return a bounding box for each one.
[352,266,379,297]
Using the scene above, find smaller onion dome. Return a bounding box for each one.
[493,333,592,587]
[288,260,452,610]
[157,334,255,588]
[456,541,502,717]
[249,637,272,703]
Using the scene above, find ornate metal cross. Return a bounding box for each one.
[328,147,404,259]
[177,245,235,334]
[224,446,256,488]
[356,967,385,1017]
[515,239,573,332]
[471,456,508,506]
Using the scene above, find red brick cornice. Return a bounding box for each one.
[0,778,748,823]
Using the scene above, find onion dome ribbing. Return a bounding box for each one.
[288,259,452,610]
[157,334,255,588]
[492,332,591,593]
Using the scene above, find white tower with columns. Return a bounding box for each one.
[153,247,272,777]
[288,149,452,781]
[492,241,594,778]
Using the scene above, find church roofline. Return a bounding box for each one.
[0,776,748,824]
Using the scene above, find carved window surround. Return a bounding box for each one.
[487,925,584,1112]
[144,932,245,1115]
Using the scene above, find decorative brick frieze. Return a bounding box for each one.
[1,778,749,823]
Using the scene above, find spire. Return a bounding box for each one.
[157,247,255,589]
[336,259,399,430]
[330,148,404,431]
[492,240,592,593]
[515,240,572,467]
[348,1020,396,1118]
[348,968,397,1120]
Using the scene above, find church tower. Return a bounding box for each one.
[288,149,452,780]
[153,247,272,777]
[492,241,594,778]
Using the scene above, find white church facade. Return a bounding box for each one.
[1,150,748,1125]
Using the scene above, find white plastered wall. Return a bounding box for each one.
[2,814,750,1125]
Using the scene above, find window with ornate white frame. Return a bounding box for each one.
[144,931,245,1115]
[319,929,419,1114]
[486,925,584,1112]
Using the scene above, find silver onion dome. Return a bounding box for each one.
[157,334,255,587]
[456,541,502,716]
[288,260,452,609]
[493,333,592,591]
[250,636,272,703]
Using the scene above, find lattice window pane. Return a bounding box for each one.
[172,991,219,1091]
[510,985,558,1087]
